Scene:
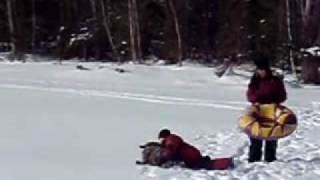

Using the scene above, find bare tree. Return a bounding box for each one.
[286,0,298,80]
[88,0,100,60]
[31,0,36,56]
[128,0,137,61]
[6,0,17,60]
[168,0,183,66]
[132,0,142,61]
[300,0,320,84]
[302,0,312,22]
[99,0,121,62]
[301,0,320,45]
[89,0,98,21]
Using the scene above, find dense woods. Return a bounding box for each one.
[0,0,320,83]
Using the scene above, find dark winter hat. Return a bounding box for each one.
[253,53,271,71]
[158,129,171,139]
[255,60,270,71]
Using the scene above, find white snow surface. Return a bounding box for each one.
[0,61,319,180]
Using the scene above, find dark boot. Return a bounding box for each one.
[198,156,212,170]
[265,140,277,162]
[249,138,262,162]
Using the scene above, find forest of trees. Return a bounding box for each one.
[0,0,320,82]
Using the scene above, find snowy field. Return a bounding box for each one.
[0,61,319,180]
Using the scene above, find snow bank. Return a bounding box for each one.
[302,47,320,57]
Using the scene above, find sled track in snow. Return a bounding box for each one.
[138,109,320,180]
[0,83,309,112]
[0,83,247,111]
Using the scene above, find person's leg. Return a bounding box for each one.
[198,156,234,170]
[249,138,263,162]
[265,140,277,162]
[211,158,234,170]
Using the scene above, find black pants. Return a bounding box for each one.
[249,138,277,162]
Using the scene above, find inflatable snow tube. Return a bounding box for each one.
[239,104,297,140]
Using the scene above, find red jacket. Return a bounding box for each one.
[247,76,287,104]
[161,134,202,167]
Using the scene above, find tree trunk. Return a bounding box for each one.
[302,0,320,46]
[304,0,312,21]
[302,56,320,84]
[6,0,25,61]
[89,0,98,28]
[6,0,16,60]
[58,0,73,60]
[100,0,121,63]
[313,1,320,45]
[286,0,298,80]
[168,0,183,66]
[89,0,101,60]
[31,0,36,55]
[132,0,142,62]
[128,0,137,62]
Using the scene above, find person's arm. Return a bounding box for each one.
[247,88,258,103]
[160,136,183,163]
[160,147,174,164]
[276,79,287,103]
[161,136,181,155]
[247,74,259,103]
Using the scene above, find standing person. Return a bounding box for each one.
[246,54,287,162]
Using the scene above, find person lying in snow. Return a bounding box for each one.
[136,129,234,170]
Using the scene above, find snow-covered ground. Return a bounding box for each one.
[0,61,319,180]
